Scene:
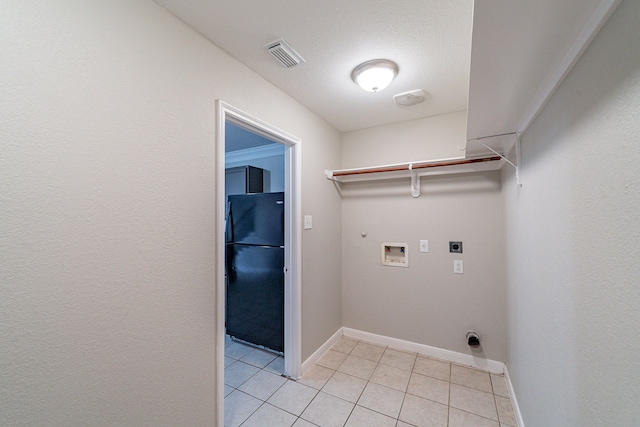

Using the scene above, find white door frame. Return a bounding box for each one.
[216,100,302,426]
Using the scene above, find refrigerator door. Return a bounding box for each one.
[226,243,284,352]
[227,192,284,247]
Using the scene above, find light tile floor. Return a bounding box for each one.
[224,335,517,427]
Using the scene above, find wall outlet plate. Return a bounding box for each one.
[449,241,463,253]
[454,260,464,274]
[419,240,429,253]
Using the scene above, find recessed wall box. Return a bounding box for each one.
[381,242,409,267]
[449,241,463,253]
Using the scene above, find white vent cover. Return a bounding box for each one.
[265,39,305,68]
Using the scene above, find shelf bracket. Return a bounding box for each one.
[468,138,516,169]
[467,134,522,187]
[409,164,420,198]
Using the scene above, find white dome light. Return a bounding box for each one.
[352,59,399,92]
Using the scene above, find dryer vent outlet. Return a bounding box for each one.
[466,331,481,348]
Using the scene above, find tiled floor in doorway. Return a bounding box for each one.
[224,335,516,427]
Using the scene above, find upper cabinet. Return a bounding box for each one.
[225,166,270,196]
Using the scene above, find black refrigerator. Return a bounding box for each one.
[225,192,285,353]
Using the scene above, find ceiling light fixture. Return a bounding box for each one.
[351,59,399,92]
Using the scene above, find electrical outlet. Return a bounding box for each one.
[304,215,312,230]
[454,260,464,274]
[420,240,429,253]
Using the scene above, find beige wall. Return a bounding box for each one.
[502,0,640,424]
[341,111,468,168]
[0,1,341,425]
[300,117,344,358]
[340,112,506,361]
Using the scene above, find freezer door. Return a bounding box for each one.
[226,244,284,353]
[227,192,284,247]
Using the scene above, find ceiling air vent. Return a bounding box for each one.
[265,39,305,68]
[394,89,426,106]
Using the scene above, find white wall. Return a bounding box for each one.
[0,1,342,425]
[502,0,640,425]
[341,112,506,361]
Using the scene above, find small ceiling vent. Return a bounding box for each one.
[265,39,305,68]
[394,89,426,106]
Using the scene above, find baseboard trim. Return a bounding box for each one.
[342,327,505,374]
[504,365,525,427]
[300,328,343,375]
[302,327,505,374]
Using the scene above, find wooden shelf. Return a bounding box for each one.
[326,156,504,182]
[325,156,506,197]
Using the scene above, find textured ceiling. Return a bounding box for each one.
[153,0,473,133]
[154,0,619,154]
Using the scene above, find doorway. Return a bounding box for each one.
[216,101,301,426]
